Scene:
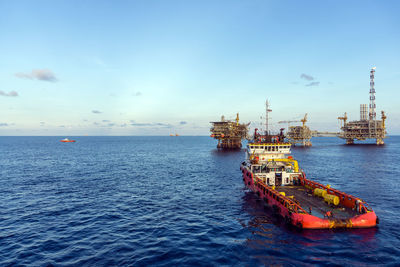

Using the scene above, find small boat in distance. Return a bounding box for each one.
[60,138,76,143]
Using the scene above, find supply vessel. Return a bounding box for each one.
[240,129,378,229]
[240,99,378,229]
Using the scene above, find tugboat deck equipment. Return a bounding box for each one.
[276,186,359,220]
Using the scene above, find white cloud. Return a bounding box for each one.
[0,90,18,97]
[300,73,314,81]
[15,69,57,82]
[305,82,320,87]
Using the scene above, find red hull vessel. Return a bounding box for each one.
[241,164,378,229]
[60,138,76,143]
[240,100,377,229]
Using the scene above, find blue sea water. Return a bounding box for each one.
[0,136,399,266]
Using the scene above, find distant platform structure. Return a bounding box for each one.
[338,67,387,145]
[210,113,249,149]
[280,114,312,146]
[338,111,386,145]
[312,131,340,137]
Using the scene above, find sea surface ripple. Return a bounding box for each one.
[0,136,399,266]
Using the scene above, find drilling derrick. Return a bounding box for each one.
[210,113,249,149]
[338,67,387,145]
[282,113,312,146]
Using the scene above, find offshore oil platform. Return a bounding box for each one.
[210,68,387,147]
[210,113,249,149]
[279,113,312,146]
[337,67,387,145]
[278,67,387,146]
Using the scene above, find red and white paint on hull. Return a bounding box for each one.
[240,164,378,229]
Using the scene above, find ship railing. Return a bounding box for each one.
[255,177,308,214]
[360,202,373,213]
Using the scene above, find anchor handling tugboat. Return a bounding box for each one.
[240,101,378,229]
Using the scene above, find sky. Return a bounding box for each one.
[1,0,399,135]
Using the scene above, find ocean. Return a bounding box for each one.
[0,136,399,266]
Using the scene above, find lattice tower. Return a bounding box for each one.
[369,67,376,120]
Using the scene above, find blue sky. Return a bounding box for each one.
[1,0,399,135]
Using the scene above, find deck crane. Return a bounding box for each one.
[301,113,308,128]
[337,112,348,127]
[278,120,301,130]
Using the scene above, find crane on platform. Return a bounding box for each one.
[301,113,308,127]
[338,112,348,127]
[381,111,387,129]
[278,113,307,129]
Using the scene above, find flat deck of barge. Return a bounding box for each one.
[276,186,359,219]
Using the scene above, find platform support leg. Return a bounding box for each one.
[376,138,384,145]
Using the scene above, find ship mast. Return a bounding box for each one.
[265,100,272,135]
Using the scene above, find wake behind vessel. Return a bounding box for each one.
[240,102,378,229]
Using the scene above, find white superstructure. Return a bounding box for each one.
[243,142,301,187]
